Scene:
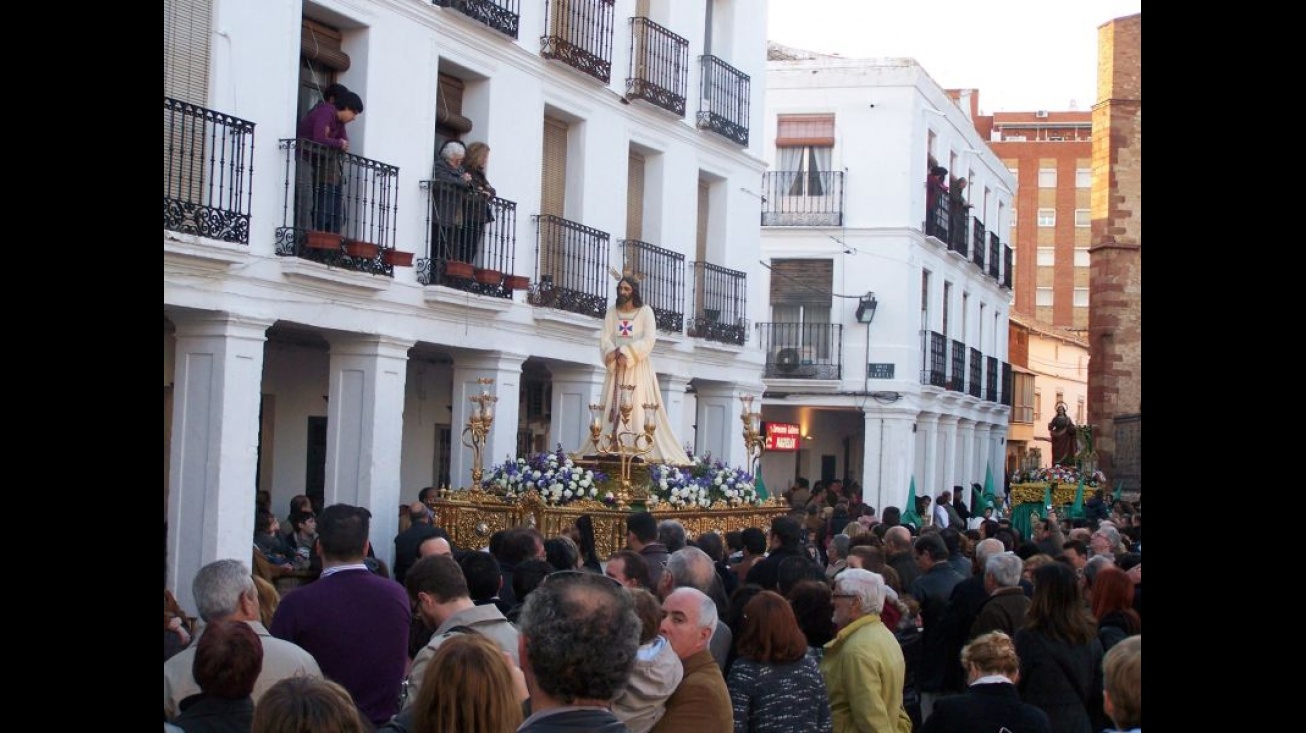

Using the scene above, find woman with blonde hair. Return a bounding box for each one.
[919,631,1051,733]
[380,632,525,733]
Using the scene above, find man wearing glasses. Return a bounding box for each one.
[821,569,913,733]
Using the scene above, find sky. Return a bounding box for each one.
[766,0,1143,113]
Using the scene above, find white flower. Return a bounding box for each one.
[563,489,573,499]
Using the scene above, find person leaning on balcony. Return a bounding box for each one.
[948,176,972,241]
[926,165,949,231]
[459,141,496,267]
[297,90,364,234]
[430,139,474,263]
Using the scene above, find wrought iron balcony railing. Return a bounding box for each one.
[988,233,1001,280]
[968,347,983,399]
[696,55,750,146]
[417,179,517,298]
[540,0,615,84]
[1002,242,1014,289]
[1001,361,1013,407]
[529,214,610,318]
[921,330,947,387]
[760,171,845,226]
[621,239,685,333]
[986,356,999,402]
[970,218,986,262]
[164,97,255,245]
[972,226,986,269]
[275,139,400,276]
[949,338,966,392]
[926,187,950,242]
[626,16,688,116]
[949,208,969,256]
[688,261,747,345]
[759,322,843,379]
[433,0,520,39]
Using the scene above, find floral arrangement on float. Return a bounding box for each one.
[483,446,611,506]
[647,451,764,510]
[1014,464,1105,487]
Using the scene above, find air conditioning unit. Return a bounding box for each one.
[773,347,802,373]
[1035,110,1049,118]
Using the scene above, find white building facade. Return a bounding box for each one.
[758,45,1013,516]
[164,0,770,610]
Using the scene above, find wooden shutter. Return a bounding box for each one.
[540,118,569,282]
[695,179,709,261]
[776,114,835,148]
[163,0,211,104]
[301,18,351,72]
[626,151,645,241]
[770,259,833,306]
[436,73,473,136]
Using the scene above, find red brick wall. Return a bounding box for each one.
[1087,13,1141,483]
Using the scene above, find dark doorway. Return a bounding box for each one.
[821,454,836,485]
[306,416,327,513]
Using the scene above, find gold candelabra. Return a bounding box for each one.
[589,384,658,508]
[740,394,765,475]
[462,377,498,486]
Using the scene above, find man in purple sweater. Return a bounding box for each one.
[270,503,410,727]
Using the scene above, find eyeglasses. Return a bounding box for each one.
[832,593,857,601]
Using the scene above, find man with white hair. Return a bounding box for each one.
[659,546,732,669]
[650,587,732,732]
[821,568,913,733]
[969,552,1031,638]
[164,559,321,721]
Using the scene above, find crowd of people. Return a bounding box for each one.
[164,479,1141,733]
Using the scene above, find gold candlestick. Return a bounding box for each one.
[589,386,658,508]
[462,377,498,486]
[740,394,765,482]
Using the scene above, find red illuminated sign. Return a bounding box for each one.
[765,422,801,451]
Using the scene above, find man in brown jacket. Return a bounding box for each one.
[650,587,732,732]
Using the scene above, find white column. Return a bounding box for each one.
[988,424,1007,496]
[322,334,414,565]
[550,364,606,455]
[973,425,988,490]
[880,413,918,513]
[166,311,273,613]
[692,382,746,465]
[658,373,692,455]
[451,352,527,489]
[957,419,977,491]
[939,414,959,493]
[919,413,941,513]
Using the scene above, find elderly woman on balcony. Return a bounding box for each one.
[430,140,475,265]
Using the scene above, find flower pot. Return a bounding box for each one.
[383,249,414,267]
[305,230,342,250]
[474,267,503,286]
[504,274,530,290]
[444,260,474,278]
[344,240,380,259]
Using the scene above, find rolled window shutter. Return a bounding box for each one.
[437,73,473,134]
[626,152,645,241]
[164,0,211,104]
[301,19,351,72]
[770,259,833,306]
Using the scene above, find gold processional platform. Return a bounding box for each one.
[428,455,789,558]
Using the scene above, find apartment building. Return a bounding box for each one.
[164,0,769,610]
[758,44,1013,516]
[1006,314,1088,474]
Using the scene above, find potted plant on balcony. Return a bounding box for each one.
[305,230,342,250]
[344,239,380,259]
[443,260,474,279]
[473,267,503,286]
[382,249,415,267]
[504,274,530,290]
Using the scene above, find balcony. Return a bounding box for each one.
[540,0,615,84]
[760,171,845,226]
[971,227,985,270]
[921,330,946,387]
[759,322,842,379]
[274,139,400,276]
[688,261,747,345]
[948,211,969,257]
[625,16,688,116]
[925,189,949,242]
[164,97,255,245]
[987,233,1001,281]
[986,356,999,402]
[621,239,685,333]
[949,338,966,392]
[529,214,610,318]
[417,179,517,298]
[1002,243,1013,289]
[433,0,520,39]
[968,347,982,399]
[1001,361,1013,407]
[697,55,750,146]
[970,218,986,263]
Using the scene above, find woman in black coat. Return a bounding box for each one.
[920,630,1051,733]
[1014,563,1105,733]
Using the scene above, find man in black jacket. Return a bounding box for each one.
[743,516,804,591]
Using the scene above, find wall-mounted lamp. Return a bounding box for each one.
[855,292,879,324]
